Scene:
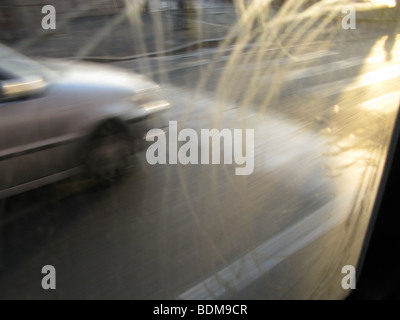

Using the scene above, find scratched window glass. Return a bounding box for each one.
[0,0,399,300]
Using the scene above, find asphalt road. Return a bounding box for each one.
[1,24,400,299]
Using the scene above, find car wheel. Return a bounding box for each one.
[85,133,133,185]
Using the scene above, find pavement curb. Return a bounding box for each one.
[76,32,387,63]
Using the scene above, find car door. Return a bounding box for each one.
[35,87,88,178]
[0,75,44,196]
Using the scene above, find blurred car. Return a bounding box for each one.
[0,44,169,199]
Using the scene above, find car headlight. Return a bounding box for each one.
[129,90,170,114]
[141,100,170,113]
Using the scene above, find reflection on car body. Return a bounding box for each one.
[0,44,169,198]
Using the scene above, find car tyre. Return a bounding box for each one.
[85,133,133,186]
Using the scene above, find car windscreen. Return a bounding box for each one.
[0,44,52,79]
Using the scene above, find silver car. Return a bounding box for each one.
[0,44,169,199]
